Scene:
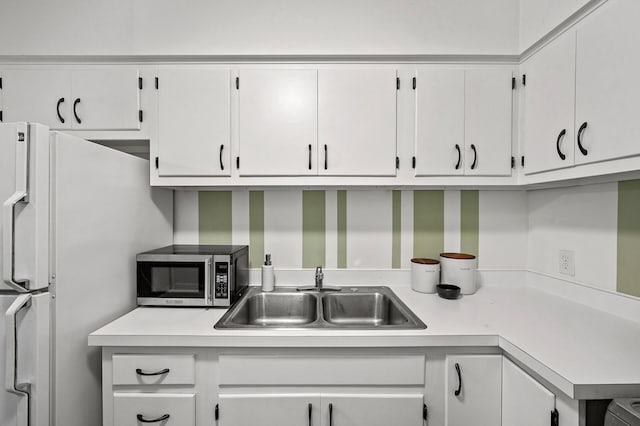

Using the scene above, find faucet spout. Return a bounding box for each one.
[296,266,340,292]
[315,266,324,289]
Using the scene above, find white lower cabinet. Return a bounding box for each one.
[502,357,556,426]
[321,394,423,426]
[102,350,582,426]
[219,394,321,426]
[445,354,502,426]
[219,393,423,426]
[113,393,195,426]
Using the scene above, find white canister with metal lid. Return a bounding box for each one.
[410,258,440,293]
[439,253,477,295]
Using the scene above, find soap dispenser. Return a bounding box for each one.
[261,254,275,292]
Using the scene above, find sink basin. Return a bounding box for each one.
[322,292,412,326]
[214,286,425,330]
[217,292,318,327]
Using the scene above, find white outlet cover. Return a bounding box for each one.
[559,249,575,276]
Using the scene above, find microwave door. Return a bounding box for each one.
[137,261,209,306]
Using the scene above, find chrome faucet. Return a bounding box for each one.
[297,266,341,292]
[315,266,324,289]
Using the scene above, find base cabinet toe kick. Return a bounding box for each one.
[101,347,583,426]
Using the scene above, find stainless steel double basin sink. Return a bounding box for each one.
[214,286,426,330]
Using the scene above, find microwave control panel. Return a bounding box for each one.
[214,262,229,299]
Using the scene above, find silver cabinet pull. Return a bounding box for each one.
[5,294,33,426]
[135,368,170,376]
[136,414,170,423]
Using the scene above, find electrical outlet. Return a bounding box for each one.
[559,250,575,276]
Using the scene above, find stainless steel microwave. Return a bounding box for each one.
[136,245,249,307]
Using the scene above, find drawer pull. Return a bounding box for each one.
[329,403,333,426]
[454,363,462,396]
[135,368,170,376]
[136,414,170,423]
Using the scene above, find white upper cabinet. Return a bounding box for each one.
[502,358,556,426]
[522,30,577,175]
[444,355,502,426]
[574,0,640,165]
[464,69,513,176]
[1,68,140,131]
[415,68,512,177]
[317,69,397,176]
[70,69,141,130]
[157,68,231,176]
[238,69,318,176]
[1,69,71,129]
[414,69,465,176]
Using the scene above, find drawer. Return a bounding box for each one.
[112,354,195,385]
[114,393,195,426]
[219,355,425,386]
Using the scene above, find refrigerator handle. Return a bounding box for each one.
[2,127,30,292]
[2,191,30,292]
[5,294,32,426]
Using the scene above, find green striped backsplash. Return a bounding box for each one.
[617,180,640,298]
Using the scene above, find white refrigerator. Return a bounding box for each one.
[0,122,173,426]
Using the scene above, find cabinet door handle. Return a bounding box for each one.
[455,144,461,170]
[56,98,65,123]
[556,129,567,160]
[135,368,170,376]
[308,403,312,426]
[577,121,588,156]
[324,144,328,170]
[308,144,312,170]
[73,98,82,124]
[329,403,333,426]
[219,145,225,170]
[470,144,477,170]
[136,414,170,423]
[454,363,462,396]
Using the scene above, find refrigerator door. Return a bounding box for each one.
[1,292,50,426]
[1,123,50,292]
[49,132,173,426]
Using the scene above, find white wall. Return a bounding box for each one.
[519,0,592,51]
[527,183,618,292]
[0,0,519,56]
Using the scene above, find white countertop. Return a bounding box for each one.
[89,283,640,400]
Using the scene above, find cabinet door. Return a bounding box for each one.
[414,69,465,176]
[523,30,576,175]
[318,69,397,176]
[321,394,423,426]
[465,69,513,176]
[238,69,317,176]
[575,0,640,165]
[502,358,555,426]
[70,69,140,130]
[113,393,195,426]
[157,68,231,176]
[445,355,502,426]
[219,394,321,426]
[1,69,71,129]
